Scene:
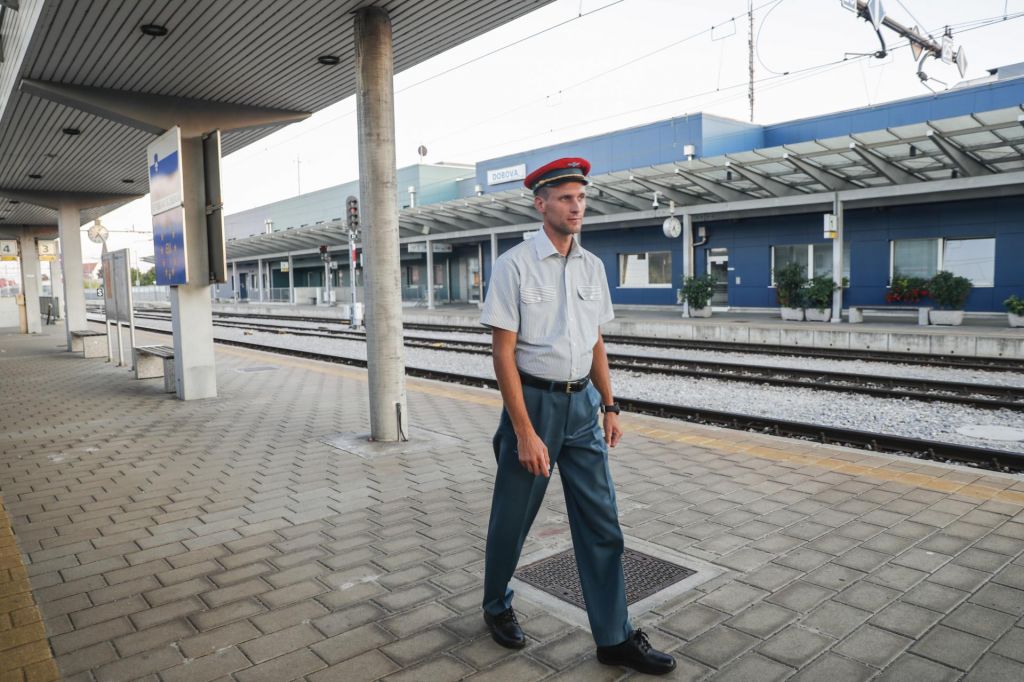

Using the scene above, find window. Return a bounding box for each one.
[890,237,994,286]
[619,252,671,287]
[943,238,994,287]
[405,266,420,287]
[771,244,849,284]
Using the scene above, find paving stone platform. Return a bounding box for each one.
[2,323,1024,681]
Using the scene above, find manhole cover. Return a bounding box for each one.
[955,424,1024,442]
[515,548,696,609]
[236,365,279,373]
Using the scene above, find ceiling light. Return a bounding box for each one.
[9,200,19,204]
[62,127,81,136]
[121,178,135,184]
[140,23,168,37]
[27,173,42,179]
[317,55,340,66]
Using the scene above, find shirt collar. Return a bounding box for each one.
[532,229,583,260]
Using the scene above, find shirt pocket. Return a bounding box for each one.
[577,285,602,301]
[519,285,557,341]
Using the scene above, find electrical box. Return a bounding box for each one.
[823,213,837,239]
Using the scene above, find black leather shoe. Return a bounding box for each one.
[483,608,525,649]
[596,629,676,675]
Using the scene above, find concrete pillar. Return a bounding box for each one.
[490,232,498,266]
[287,255,295,304]
[257,259,264,302]
[682,213,694,281]
[18,233,42,334]
[355,6,408,442]
[169,135,217,400]
[50,242,64,319]
[57,203,86,347]
[831,194,844,323]
[426,242,434,310]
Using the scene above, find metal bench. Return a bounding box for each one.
[848,305,931,326]
[69,329,107,358]
[133,345,176,393]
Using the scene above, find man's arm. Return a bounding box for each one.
[590,333,622,447]
[492,328,550,477]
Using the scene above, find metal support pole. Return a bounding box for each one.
[477,242,484,303]
[232,261,238,301]
[682,213,694,317]
[348,229,359,327]
[489,232,498,266]
[57,202,85,348]
[288,255,294,304]
[832,194,844,323]
[426,241,434,310]
[355,5,408,442]
[324,258,331,305]
[50,242,64,320]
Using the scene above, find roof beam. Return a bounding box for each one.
[673,168,752,202]
[925,129,993,177]
[847,142,920,184]
[782,153,860,191]
[589,183,652,211]
[627,176,703,205]
[724,161,803,197]
[20,79,311,137]
[0,188,140,211]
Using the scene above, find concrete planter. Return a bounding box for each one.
[805,308,831,322]
[1010,313,1024,328]
[929,310,964,326]
[780,307,804,321]
[687,306,712,318]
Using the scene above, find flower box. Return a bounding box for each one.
[929,310,964,326]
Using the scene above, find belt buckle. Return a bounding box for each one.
[565,380,572,394]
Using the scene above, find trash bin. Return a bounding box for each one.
[308,296,317,305]
[352,302,364,327]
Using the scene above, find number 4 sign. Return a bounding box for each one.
[0,240,18,261]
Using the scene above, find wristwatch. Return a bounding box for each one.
[600,402,621,415]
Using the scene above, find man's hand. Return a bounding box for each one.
[516,430,551,477]
[603,412,623,447]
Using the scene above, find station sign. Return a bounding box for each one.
[408,243,452,253]
[486,163,527,186]
[37,240,57,261]
[147,126,189,286]
[0,240,18,261]
[280,261,289,272]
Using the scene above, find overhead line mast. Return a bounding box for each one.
[748,0,754,122]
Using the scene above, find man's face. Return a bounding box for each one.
[534,182,586,237]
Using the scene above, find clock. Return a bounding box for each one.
[662,216,682,239]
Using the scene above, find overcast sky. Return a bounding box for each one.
[37,0,1024,266]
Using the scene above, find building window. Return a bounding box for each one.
[889,237,994,286]
[771,243,849,284]
[943,238,994,287]
[405,266,420,287]
[619,252,671,287]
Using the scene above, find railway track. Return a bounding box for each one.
[127,313,1024,412]
[94,317,1024,472]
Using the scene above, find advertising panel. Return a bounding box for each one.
[148,126,188,285]
[101,249,133,323]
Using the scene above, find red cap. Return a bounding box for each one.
[523,157,591,193]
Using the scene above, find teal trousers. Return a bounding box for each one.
[482,382,632,647]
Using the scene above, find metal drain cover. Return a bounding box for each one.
[515,548,696,609]
[236,365,279,373]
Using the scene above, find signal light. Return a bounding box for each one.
[319,244,328,254]
[346,195,359,230]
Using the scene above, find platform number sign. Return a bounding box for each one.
[37,240,57,261]
[0,240,17,261]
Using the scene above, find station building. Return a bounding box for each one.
[223,62,1024,313]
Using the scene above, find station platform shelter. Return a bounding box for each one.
[3,322,1024,681]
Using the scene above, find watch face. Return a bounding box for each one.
[662,216,682,239]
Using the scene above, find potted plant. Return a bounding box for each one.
[804,276,837,322]
[886,274,929,305]
[774,262,806,321]
[928,270,972,325]
[678,274,716,318]
[1005,295,1024,328]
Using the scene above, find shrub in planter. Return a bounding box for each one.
[678,275,716,317]
[804,276,838,321]
[886,274,929,305]
[928,270,972,325]
[1005,294,1024,328]
[774,262,805,320]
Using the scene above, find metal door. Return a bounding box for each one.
[707,248,729,308]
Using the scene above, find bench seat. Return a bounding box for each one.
[848,305,931,326]
[134,345,176,393]
[70,329,107,358]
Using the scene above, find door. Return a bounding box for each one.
[707,248,729,308]
[239,273,248,300]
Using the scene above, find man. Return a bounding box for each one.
[479,158,676,675]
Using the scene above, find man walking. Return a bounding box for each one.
[479,158,676,675]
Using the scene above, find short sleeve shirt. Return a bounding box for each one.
[480,230,614,381]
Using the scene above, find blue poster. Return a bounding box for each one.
[147,127,189,286]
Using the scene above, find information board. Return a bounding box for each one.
[37,240,57,261]
[0,240,17,261]
[148,126,188,285]
[101,249,133,323]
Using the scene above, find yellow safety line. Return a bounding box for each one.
[0,496,60,681]
[217,344,1024,507]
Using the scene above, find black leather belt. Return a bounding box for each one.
[519,371,590,394]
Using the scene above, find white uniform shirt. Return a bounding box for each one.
[481,230,614,381]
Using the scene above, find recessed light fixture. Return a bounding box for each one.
[27,173,42,179]
[121,178,135,184]
[317,55,340,66]
[62,127,81,136]
[9,200,19,204]
[140,23,168,37]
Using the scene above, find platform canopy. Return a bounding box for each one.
[0,0,556,227]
